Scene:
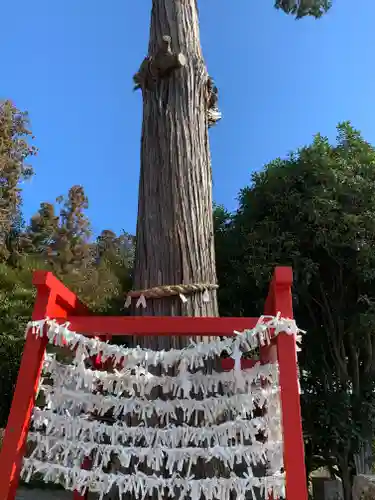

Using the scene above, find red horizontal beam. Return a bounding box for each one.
[51,316,259,336]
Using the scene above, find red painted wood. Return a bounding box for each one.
[0,272,90,500]
[0,287,58,500]
[0,267,308,500]
[33,271,89,315]
[260,272,277,365]
[273,267,308,500]
[261,271,278,500]
[51,316,258,336]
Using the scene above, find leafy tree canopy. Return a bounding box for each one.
[215,122,375,495]
[0,103,135,427]
[275,0,332,18]
[0,100,37,261]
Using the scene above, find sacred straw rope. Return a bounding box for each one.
[125,283,219,300]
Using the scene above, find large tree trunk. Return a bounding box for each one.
[133,0,218,350]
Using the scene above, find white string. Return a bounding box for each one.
[21,459,286,500]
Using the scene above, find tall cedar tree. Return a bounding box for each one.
[132,0,331,351]
[129,1,332,494]
[94,229,135,314]
[96,229,134,289]
[0,100,37,261]
[0,100,39,425]
[0,107,135,424]
[26,202,59,255]
[25,191,134,312]
[51,185,91,274]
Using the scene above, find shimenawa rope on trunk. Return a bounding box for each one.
[124,283,219,308]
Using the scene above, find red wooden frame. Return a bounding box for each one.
[0,266,307,500]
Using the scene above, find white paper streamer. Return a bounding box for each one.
[21,459,286,500]
[202,289,210,302]
[135,294,146,309]
[179,293,188,303]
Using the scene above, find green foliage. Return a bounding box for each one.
[215,122,375,492]
[0,100,37,261]
[0,258,41,426]
[26,202,58,255]
[0,102,135,429]
[274,0,332,18]
[23,188,135,313]
[94,229,134,314]
[213,204,236,317]
[0,101,39,426]
[52,185,91,274]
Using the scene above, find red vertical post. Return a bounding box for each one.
[272,267,308,500]
[0,272,89,500]
[260,279,278,365]
[260,271,278,500]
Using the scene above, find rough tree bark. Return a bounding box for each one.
[133,0,218,350]
[129,7,267,498]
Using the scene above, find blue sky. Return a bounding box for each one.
[2,1,374,236]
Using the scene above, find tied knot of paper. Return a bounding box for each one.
[178,358,192,397]
[231,340,245,390]
[136,295,146,309]
[124,294,147,308]
[27,318,49,338]
[272,313,299,336]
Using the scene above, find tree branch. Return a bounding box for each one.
[348,332,360,396]
[133,35,186,91]
[314,281,348,381]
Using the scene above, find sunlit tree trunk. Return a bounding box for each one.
[133,0,219,349]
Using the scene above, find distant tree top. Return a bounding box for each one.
[274,0,332,19]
